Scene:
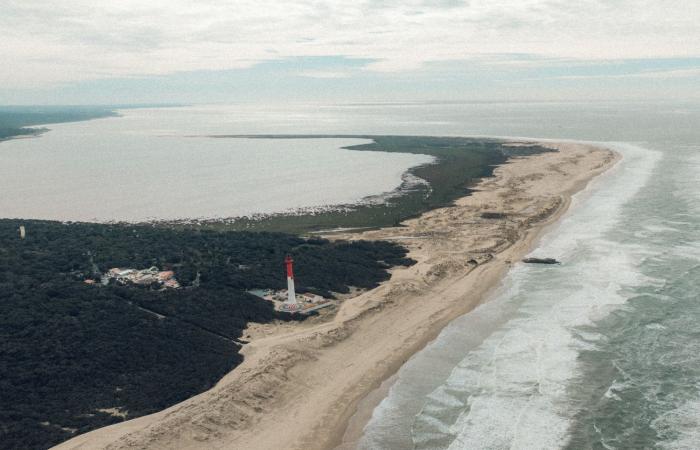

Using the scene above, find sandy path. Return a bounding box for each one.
[54,141,618,450]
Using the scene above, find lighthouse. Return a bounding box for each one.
[283,255,299,310]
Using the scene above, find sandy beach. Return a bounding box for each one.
[54,140,618,450]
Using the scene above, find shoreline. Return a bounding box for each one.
[54,140,619,450]
[335,142,619,448]
[2,134,551,233]
[159,136,554,234]
[334,141,620,450]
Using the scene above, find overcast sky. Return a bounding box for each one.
[1,0,699,104]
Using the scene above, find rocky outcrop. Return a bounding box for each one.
[522,257,560,264]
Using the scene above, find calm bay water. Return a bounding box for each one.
[3,101,699,448]
[0,109,432,222]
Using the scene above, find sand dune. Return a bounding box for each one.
[54,141,618,450]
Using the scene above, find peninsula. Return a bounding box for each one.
[54,140,618,450]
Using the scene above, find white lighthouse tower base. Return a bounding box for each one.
[281,255,303,312]
[286,277,296,304]
[282,279,302,311]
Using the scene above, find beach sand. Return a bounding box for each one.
[54,141,618,450]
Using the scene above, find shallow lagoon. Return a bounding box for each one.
[0,109,432,222]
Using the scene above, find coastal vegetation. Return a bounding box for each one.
[198,136,555,233]
[0,106,116,141]
[0,219,413,449]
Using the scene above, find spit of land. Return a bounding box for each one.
[55,140,618,450]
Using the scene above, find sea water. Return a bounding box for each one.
[0,108,433,222]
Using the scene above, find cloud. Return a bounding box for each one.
[624,68,700,79]
[1,0,699,88]
[532,67,700,81]
[295,70,353,79]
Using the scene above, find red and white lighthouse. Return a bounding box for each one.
[283,255,298,308]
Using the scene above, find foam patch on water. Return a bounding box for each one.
[359,142,662,449]
[603,379,630,401]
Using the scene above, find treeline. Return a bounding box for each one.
[207,136,555,233]
[0,127,44,140]
[0,106,116,141]
[0,219,413,449]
